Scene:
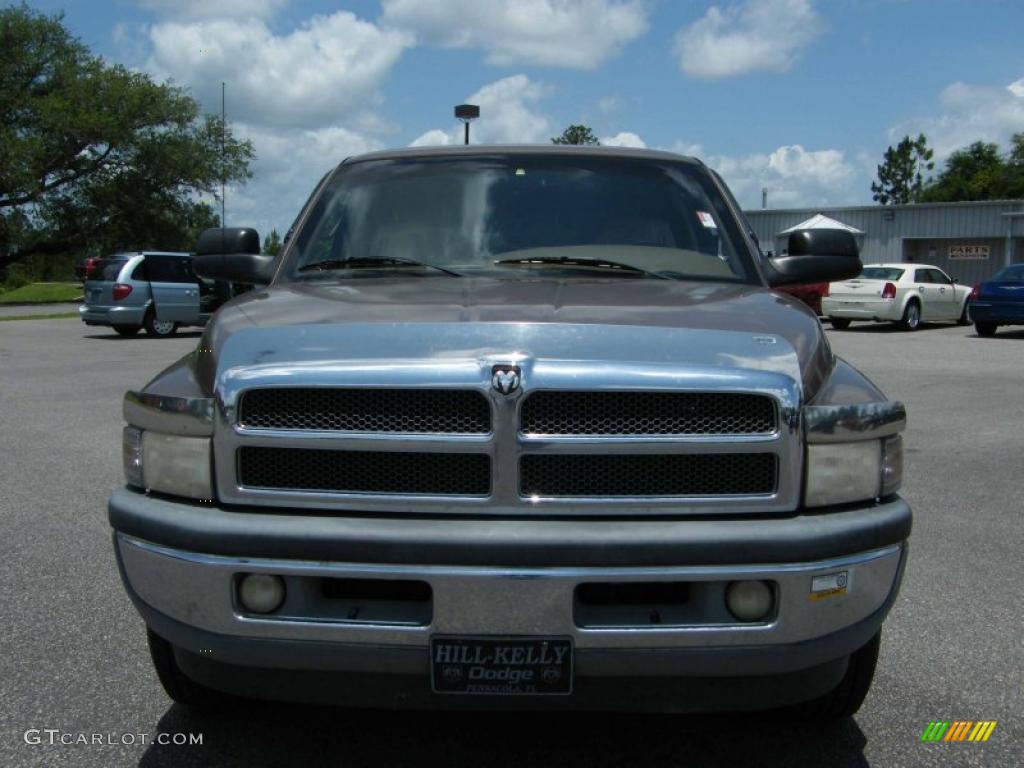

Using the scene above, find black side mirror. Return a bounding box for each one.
[193,227,275,284]
[764,228,862,287]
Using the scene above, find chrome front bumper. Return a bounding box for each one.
[117,533,905,658]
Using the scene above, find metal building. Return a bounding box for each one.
[745,200,1024,284]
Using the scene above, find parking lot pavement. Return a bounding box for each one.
[1,317,1021,767]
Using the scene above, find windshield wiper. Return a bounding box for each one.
[493,256,671,280]
[297,257,462,277]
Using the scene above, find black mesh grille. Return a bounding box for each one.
[520,392,776,436]
[239,447,490,496]
[520,453,776,497]
[239,388,491,434]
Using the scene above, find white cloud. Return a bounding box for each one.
[890,77,1024,158]
[410,129,455,147]
[381,0,647,69]
[410,75,553,146]
[226,124,383,237]
[134,0,287,19]
[601,131,646,148]
[703,144,857,209]
[673,0,823,79]
[145,12,412,128]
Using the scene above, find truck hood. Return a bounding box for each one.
[193,277,832,400]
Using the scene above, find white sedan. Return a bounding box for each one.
[822,263,972,331]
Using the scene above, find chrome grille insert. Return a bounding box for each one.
[520,391,776,436]
[238,388,491,434]
[520,453,777,497]
[238,447,491,496]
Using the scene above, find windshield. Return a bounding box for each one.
[993,264,1024,281]
[284,155,757,283]
[860,267,905,280]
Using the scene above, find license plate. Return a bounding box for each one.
[430,636,573,695]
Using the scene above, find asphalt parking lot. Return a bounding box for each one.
[1,316,1021,767]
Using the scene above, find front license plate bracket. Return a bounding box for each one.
[430,635,574,696]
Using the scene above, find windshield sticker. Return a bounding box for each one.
[515,168,526,176]
[697,211,717,229]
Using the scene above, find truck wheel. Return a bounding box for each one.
[829,318,851,330]
[974,321,997,337]
[144,310,177,338]
[798,631,881,721]
[898,301,920,331]
[113,325,141,337]
[146,628,223,708]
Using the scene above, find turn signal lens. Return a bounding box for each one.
[881,282,897,300]
[880,435,903,497]
[112,283,133,301]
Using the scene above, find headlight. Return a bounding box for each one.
[805,436,902,507]
[122,426,213,499]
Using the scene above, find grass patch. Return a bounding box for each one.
[0,282,82,304]
[0,312,78,322]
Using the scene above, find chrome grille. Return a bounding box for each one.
[520,453,777,497]
[238,388,491,434]
[238,447,491,496]
[520,391,776,435]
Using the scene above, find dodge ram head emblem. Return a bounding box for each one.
[491,365,522,395]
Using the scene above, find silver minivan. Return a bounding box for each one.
[80,251,235,337]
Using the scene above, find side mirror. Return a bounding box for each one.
[193,227,275,284]
[764,228,862,287]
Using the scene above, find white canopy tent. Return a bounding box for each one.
[778,213,864,235]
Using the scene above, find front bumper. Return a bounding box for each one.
[110,489,910,709]
[821,297,900,321]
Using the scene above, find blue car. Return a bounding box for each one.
[970,263,1024,336]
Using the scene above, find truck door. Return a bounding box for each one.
[148,256,200,323]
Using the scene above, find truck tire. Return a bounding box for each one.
[974,321,997,337]
[144,310,177,338]
[794,631,881,721]
[146,628,224,708]
[898,301,920,331]
[113,325,141,337]
[829,318,851,330]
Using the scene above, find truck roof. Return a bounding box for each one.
[341,144,703,167]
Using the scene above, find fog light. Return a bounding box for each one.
[726,580,774,622]
[238,573,286,614]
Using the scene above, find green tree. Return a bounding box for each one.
[1002,132,1024,198]
[552,125,600,146]
[262,228,283,256]
[870,134,934,205]
[920,141,1006,202]
[0,4,254,270]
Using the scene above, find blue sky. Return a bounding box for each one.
[20,0,1024,238]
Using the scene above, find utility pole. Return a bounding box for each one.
[762,187,768,210]
[221,81,226,229]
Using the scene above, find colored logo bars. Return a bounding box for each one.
[921,721,997,742]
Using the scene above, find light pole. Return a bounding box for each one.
[454,104,480,145]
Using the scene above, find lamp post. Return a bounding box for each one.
[454,104,480,145]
